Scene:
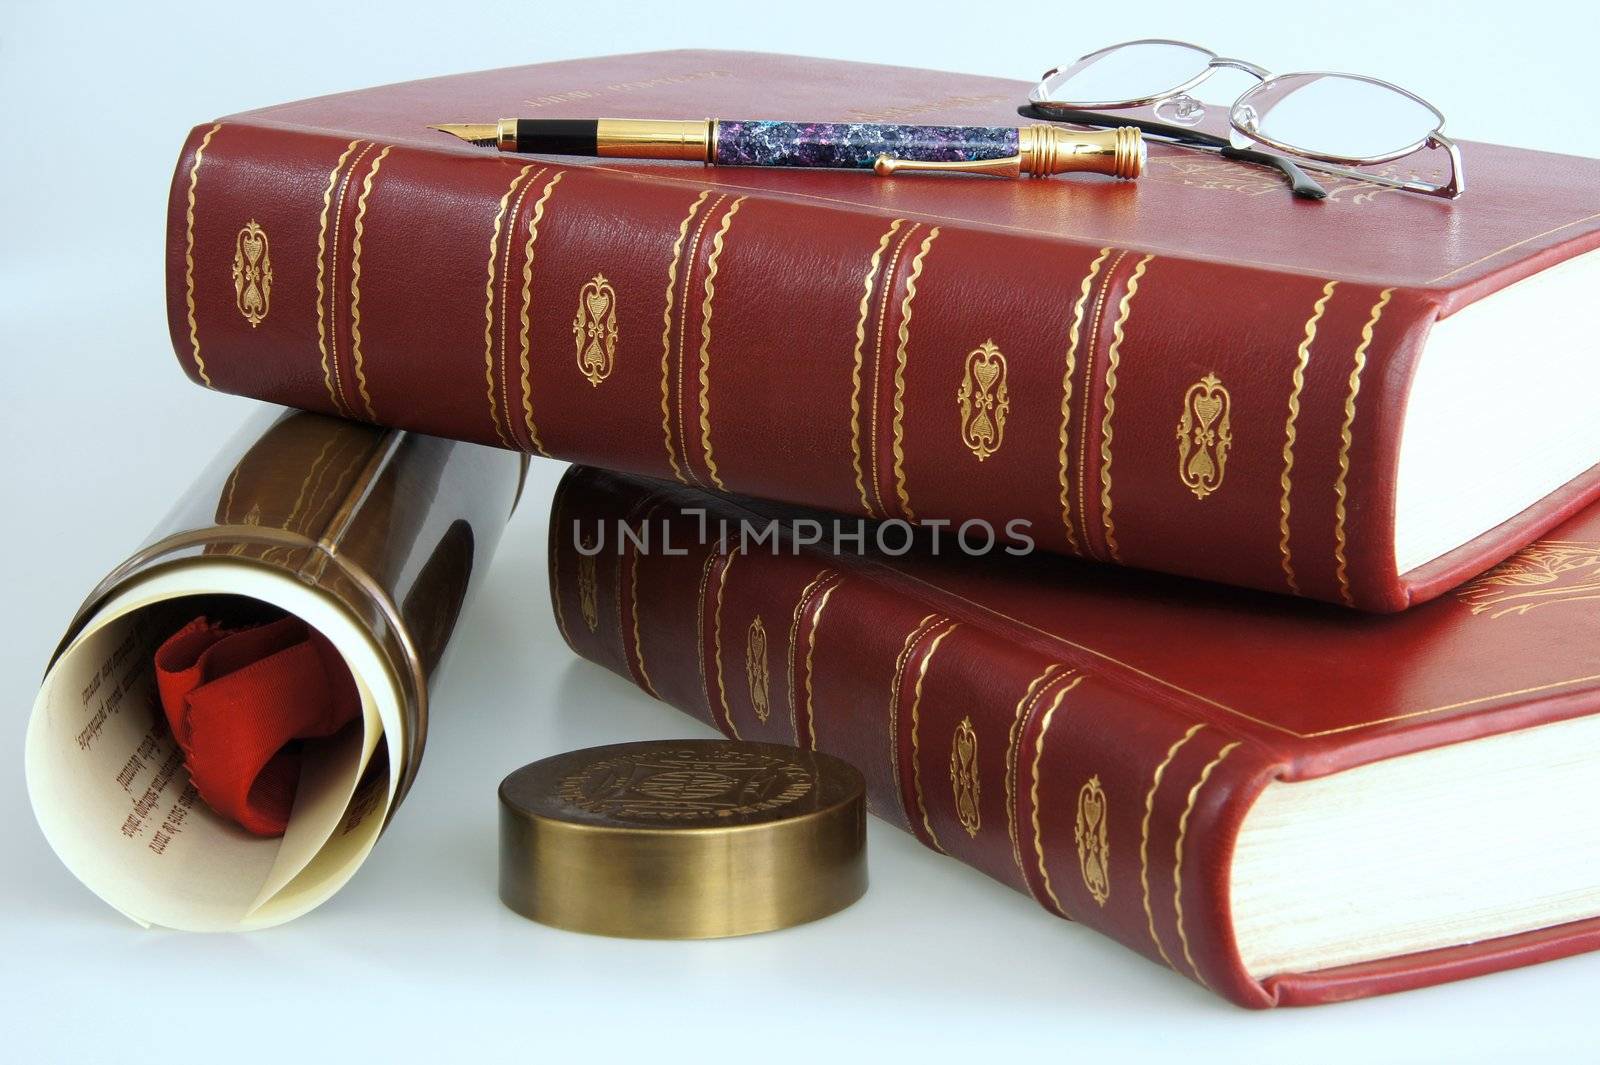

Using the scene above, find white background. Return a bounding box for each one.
[3,1,1597,1060]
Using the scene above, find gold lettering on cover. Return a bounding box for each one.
[851,219,906,515]
[1030,670,1085,918]
[1075,775,1111,906]
[1457,541,1600,618]
[1141,723,1204,970]
[1176,373,1232,500]
[573,273,619,386]
[786,570,838,748]
[697,196,747,491]
[868,223,921,518]
[908,620,959,854]
[892,227,941,520]
[183,123,222,386]
[659,191,711,483]
[1006,664,1067,883]
[1334,288,1393,605]
[576,552,599,633]
[482,164,537,448]
[745,615,771,723]
[950,716,981,838]
[956,340,1009,461]
[232,220,272,329]
[1280,280,1338,594]
[1099,254,1154,561]
[1174,740,1241,988]
[315,139,363,416]
[888,614,944,832]
[349,146,391,419]
[712,548,744,739]
[1058,248,1112,556]
[518,170,565,457]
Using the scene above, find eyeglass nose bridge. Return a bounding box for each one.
[1208,57,1271,81]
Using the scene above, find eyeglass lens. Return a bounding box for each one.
[1242,74,1443,162]
[1042,41,1213,105]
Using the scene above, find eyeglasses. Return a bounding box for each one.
[1025,39,1463,199]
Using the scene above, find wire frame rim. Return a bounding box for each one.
[1032,37,1220,111]
[1229,70,1448,166]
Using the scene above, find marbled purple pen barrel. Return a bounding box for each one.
[435,118,1144,180]
[713,120,1018,169]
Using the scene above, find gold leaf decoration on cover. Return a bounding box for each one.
[950,716,981,838]
[1075,774,1111,906]
[1175,373,1233,500]
[232,220,273,327]
[576,552,599,632]
[1455,540,1600,618]
[956,340,1009,461]
[572,273,618,386]
[746,615,771,723]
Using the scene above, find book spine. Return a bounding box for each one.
[167,120,1437,610]
[548,466,1282,1008]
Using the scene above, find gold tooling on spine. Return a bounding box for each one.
[1098,253,1154,563]
[678,195,727,489]
[1058,248,1112,555]
[1029,671,1085,917]
[348,145,391,420]
[1006,664,1066,883]
[908,620,959,853]
[892,226,941,522]
[868,222,920,518]
[712,547,745,739]
[517,170,564,456]
[1333,287,1392,606]
[1173,740,1241,988]
[851,219,906,516]
[1140,723,1204,969]
[697,196,747,491]
[482,164,535,448]
[183,123,222,387]
[787,570,837,747]
[1279,280,1338,594]
[659,191,711,483]
[316,140,363,416]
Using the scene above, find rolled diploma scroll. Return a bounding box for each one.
[26,410,523,930]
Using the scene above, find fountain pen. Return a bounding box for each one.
[430,117,1144,180]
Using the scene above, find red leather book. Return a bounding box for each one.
[550,464,1600,1007]
[165,50,1600,610]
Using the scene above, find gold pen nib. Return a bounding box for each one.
[428,122,501,147]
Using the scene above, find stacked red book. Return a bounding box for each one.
[160,50,1600,1005]
[165,50,1600,609]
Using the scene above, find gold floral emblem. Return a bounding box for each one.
[1176,373,1233,500]
[1456,540,1600,618]
[956,340,1009,461]
[572,273,618,386]
[1074,774,1110,906]
[232,220,272,327]
[745,616,771,722]
[950,716,981,838]
[576,552,599,632]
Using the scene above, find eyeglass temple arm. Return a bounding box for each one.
[1017,105,1328,200]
